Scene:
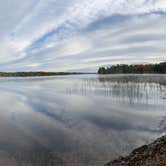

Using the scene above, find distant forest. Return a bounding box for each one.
[98,62,166,74]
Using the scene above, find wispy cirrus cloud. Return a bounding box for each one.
[0,0,166,71]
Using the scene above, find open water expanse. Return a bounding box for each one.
[0,74,165,166]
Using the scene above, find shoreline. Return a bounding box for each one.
[0,72,91,77]
[105,135,166,166]
[0,71,165,77]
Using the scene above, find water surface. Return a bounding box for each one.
[0,74,165,166]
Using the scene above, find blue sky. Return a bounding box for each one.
[0,0,166,72]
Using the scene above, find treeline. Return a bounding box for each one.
[98,62,166,74]
[0,71,84,77]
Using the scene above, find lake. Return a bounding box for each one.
[0,74,165,166]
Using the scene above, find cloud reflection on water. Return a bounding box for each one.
[0,74,165,165]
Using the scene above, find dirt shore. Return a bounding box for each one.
[105,135,166,166]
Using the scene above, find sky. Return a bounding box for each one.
[0,0,166,72]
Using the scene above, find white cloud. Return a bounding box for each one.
[0,0,166,71]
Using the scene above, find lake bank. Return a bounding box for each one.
[105,135,166,166]
[98,62,166,74]
[0,72,90,77]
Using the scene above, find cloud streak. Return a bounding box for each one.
[0,0,166,71]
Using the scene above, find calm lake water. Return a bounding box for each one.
[0,74,165,166]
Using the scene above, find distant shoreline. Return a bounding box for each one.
[98,62,166,74]
[0,71,165,77]
[0,72,95,77]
